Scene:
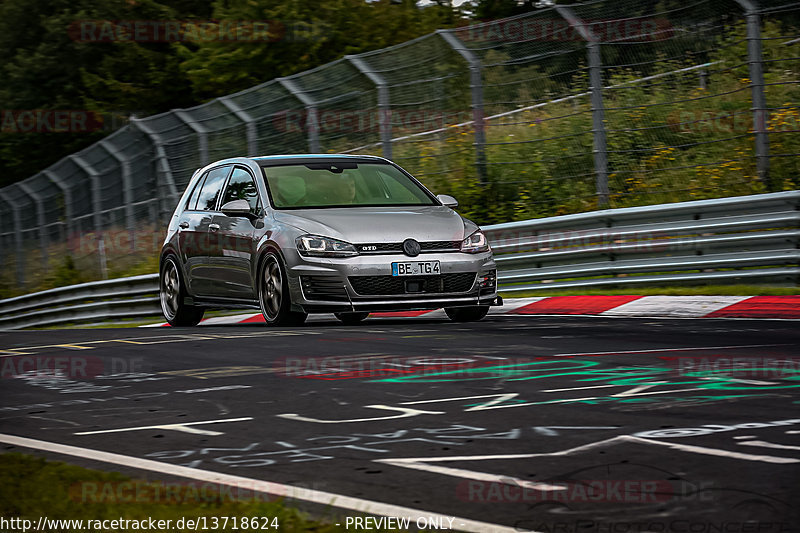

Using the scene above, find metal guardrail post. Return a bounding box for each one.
[16,181,48,272]
[555,6,609,207]
[438,29,487,185]
[278,77,320,153]
[99,140,136,235]
[735,0,771,190]
[130,118,181,217]
[218,96,259,156]
[44,169,72,243]
[70,155,103,233]
[346,55,392,160]
[173,110,210,166]
[0,190,24,286]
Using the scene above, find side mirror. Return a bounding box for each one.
[220,199,254,218]
[437,194,458,208]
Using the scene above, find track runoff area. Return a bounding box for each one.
[0,309,799,532]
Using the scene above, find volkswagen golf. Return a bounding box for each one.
[159,155,500,326]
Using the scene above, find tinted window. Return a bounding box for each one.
[186,172,207,211]
[195,166,231,211]
[221,167,260,213]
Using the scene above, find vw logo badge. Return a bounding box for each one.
[402,238,421,257]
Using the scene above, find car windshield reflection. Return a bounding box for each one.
[262,162,437,209]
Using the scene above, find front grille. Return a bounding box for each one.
[300,276,348,301]
[349,273,476,296]
[357,241,461,254]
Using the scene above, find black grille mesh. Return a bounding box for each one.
[301,276,349,301]
[349,273,476,296]
[357,241,461,254]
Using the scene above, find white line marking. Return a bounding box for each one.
[0,433,523,533]
[74,417,253,436]
[736,440,800,451]
[628,436,799,463]
[277,406,444,424]
[378,459,566,492]
[540,384,617,393]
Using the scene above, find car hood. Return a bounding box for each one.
[273,205,475,243]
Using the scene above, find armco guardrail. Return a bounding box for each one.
[0,191,798,329]
[484,190,800,293]
[0,274,159,330]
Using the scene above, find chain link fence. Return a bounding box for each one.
[1,0,798,296]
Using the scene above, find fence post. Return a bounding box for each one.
[0,190,24,286]
[218,96,258,156]
[438,29,487,185]
[16,181,48,272]
[130,118,181,220]
[278,77,320,153]
[555,6,609,206]
[44,169,72,244]
[70,155,103,233]
[734,0,771,189]
[346,55,392,160]
[99,140,135,235]
[174,110,209,166]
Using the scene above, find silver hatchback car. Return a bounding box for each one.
[159,155,501,326]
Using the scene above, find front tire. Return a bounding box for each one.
[160,256,204,326]
[334,312,369,325]
[259,252,307,326]
[445,305,489,322]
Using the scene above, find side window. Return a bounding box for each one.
[221,167,260,213]
[186,172,207,211]
[196,166,231,211]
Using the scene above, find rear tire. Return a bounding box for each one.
[160,256,204,327]
[444,305,489,322]
[334,312,369,325]
[259,252,307,326]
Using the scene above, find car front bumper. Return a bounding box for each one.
[283,249,499,313]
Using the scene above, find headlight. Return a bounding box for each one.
[296,235,358,257]
[461,230,490,253]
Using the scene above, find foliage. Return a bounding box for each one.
[0,0,467,187]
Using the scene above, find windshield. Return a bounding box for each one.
[261,162,437,209]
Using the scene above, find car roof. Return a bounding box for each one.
[251,154,387,163]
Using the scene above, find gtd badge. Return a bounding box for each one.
[362,245,377,251]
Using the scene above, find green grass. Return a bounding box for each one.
[0,453,381,532]
[501,284,800,298]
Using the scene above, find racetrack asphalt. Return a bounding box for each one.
[1,315,799,532]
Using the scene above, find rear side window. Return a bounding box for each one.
[195,165,231,211]
[186,172,207,211]
[221,167,260,213]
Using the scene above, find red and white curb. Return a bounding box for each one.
[141,295,800,327]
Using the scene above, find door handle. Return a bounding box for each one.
[209,223,220,231]
[178,221,189,229]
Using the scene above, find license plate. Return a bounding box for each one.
[392,261,440,276]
